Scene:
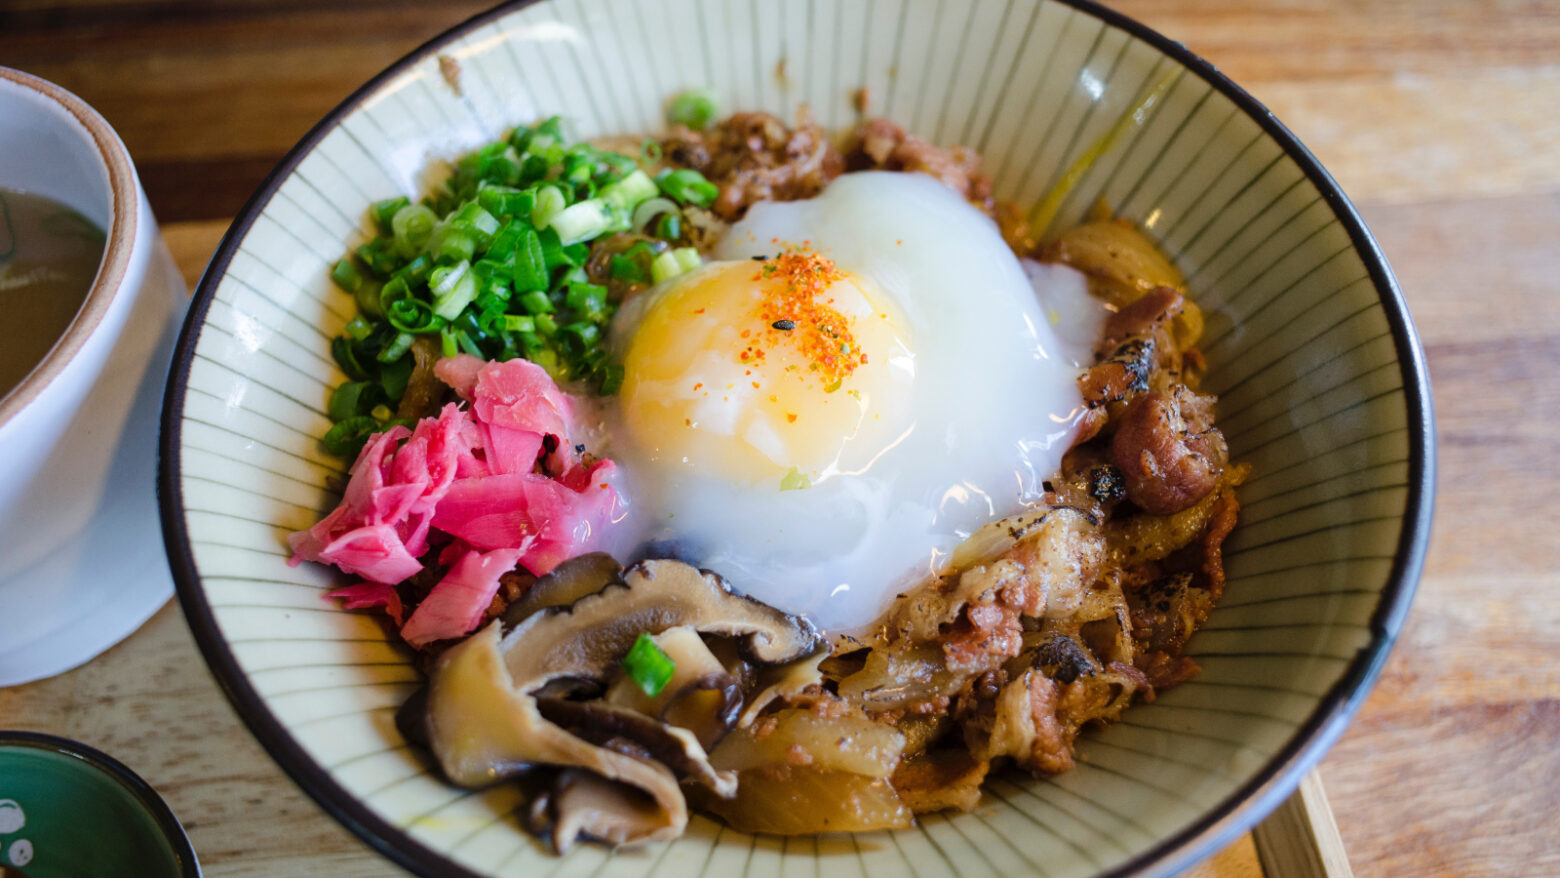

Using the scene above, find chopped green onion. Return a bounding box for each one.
[622,632,676,696]
[377,331,415,363]
[386,297,441,334]
[598,363,625,395]
[650,249,683,284]
[343,315,374,341]
[450,202,501,249]
[667,88,720,131]
[600,169,658,212]
[430,260,478,320]
[455,329,484,358]
[500,314,535,333]
[478,183,535,218]
[563,321,601,346]
[610,253,648,283]
[518,154,550,185]
[513,228,548,292]
[378,276,411,310]
[356,238,400,276]
[780,467,811,491]
[672,247,702,273]
[545,198,613,246]
[655,212,681,241]
[325,115,680,441]
[562,152,593,184]
[528,345,561,377]
[371,196,411,234]
[531,185,566,228]
[322,416,381,458]
[379,351,413,400]
[657,168,719,208]
[354,279,385,319]
[427,225,477,264]
[393,253,432,287]
[331,258,363,293]
[487,220,524,260]
[631,196,678,231]
[519,290,555,315]
[391,204,439,259]
[328,381,373,422]
[565,282,608,317]
[332,336,370,381]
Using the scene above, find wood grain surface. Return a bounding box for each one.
[3,1,1558,876]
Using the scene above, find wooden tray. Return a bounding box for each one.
[1252,773,1354,878]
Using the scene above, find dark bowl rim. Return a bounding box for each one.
[157,1,1435,876]
[0,729,203,877]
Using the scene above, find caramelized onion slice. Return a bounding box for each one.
[690,767,911,835]
[835,643,969,712]
[709,709,906,778]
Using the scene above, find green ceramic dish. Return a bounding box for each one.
[0,731,200,878]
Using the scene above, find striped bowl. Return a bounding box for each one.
[158,1,1434,876]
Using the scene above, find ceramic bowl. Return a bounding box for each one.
[159,1,1434,876]
[0,68,187,686]
[0,730,200,876]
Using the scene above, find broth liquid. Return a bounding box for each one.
[0,189,106,399]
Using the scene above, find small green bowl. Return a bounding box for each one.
[0,732,200,877]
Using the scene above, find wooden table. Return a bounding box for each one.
[4,1,1558,875]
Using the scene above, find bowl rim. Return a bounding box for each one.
[0,729,202,876]
[157,1,1435,876]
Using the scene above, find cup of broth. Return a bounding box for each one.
[0,68,187,685]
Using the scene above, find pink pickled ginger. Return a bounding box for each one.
[290,356,627,647]
[399,546,524,647]
[326,582,405,627]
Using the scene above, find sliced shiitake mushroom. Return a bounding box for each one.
[501,552,622,628]
[604,626,742,749]
[422,558,825,848]
[544,768,676,853]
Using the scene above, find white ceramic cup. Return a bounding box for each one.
[0,68,187,686]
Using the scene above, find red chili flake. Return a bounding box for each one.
[786,413,798,423]
[748,247,861,389]
[693,382,703,390]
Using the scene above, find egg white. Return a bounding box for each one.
[601,172,1094,633]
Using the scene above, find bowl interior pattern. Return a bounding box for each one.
[161,1,1431,876]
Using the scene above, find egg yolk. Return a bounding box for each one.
[617,253,913,485]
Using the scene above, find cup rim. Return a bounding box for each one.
[0,729,201,876]
[0,67,140,429]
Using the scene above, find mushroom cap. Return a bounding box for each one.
[422,558,825,849]
[501,560,822,693]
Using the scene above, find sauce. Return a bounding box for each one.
[0,189,106,399]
